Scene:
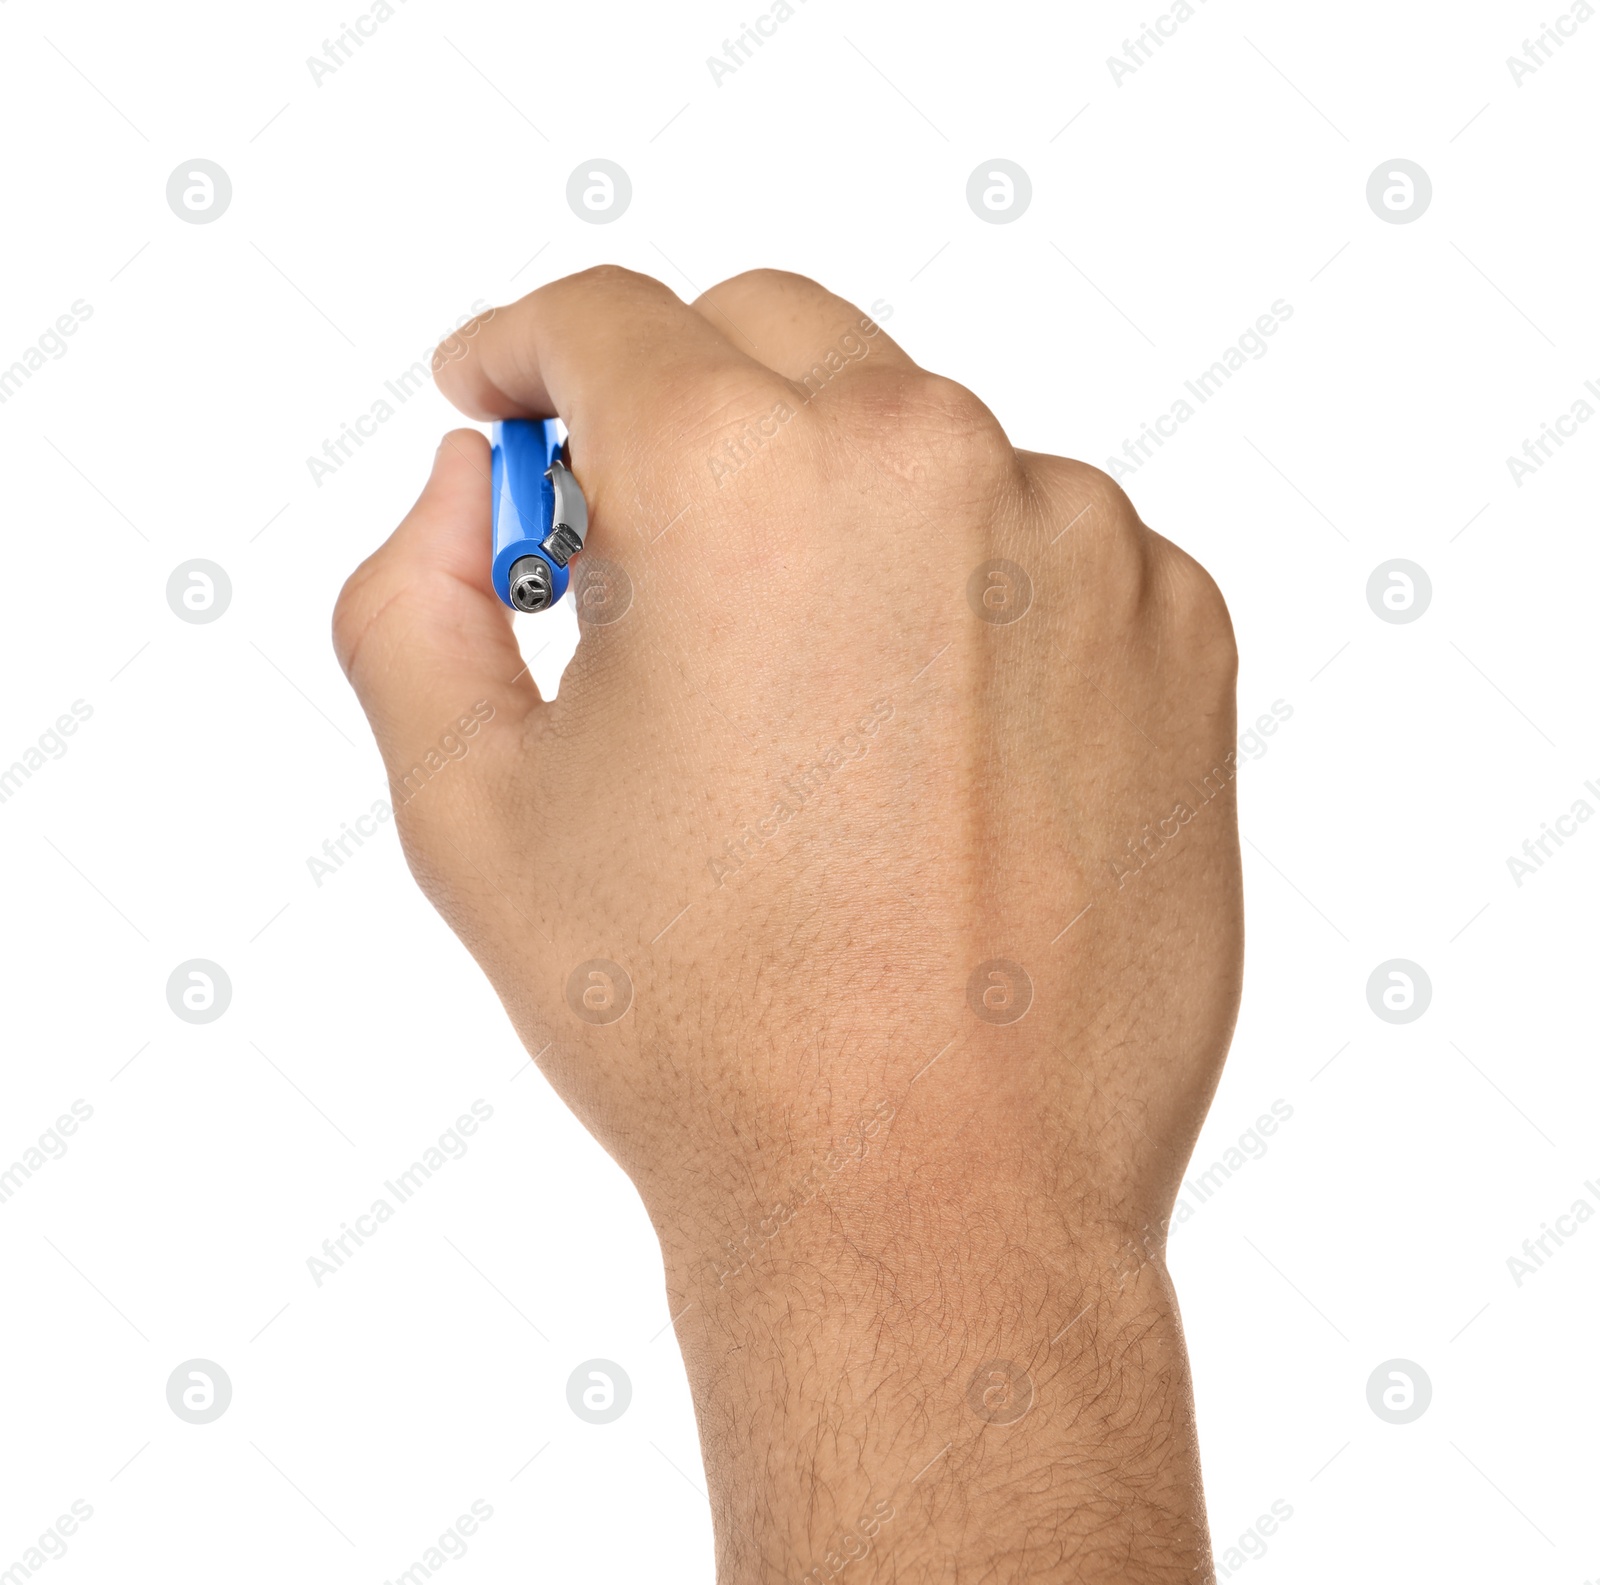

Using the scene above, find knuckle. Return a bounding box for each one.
[703,266,819,304]
[560,264,682,320]
[389,809,475,923]
[1023,457,1222,651]
[541,265,681,330]
[668,365,805,495]
[330,562,375,677]
[568,262,654,294]
[1156,540,1238,677]
[686,363,804,447]
[1036,457,1145,540]
[903,374,1006,446]
[1024,455,1153,593]
[851,371,1015,484]
[331,556,402,684]
[702,359,797,416]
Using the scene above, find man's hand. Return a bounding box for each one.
[334,266,1242,1583]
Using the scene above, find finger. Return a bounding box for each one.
[333,429,539,788]
[689,268,916,388]
[431,265,780,457]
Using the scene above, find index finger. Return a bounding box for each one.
[432,265,781,452]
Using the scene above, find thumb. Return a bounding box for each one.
[333,429,541,792]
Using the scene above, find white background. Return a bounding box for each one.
[2,0,1596,1580]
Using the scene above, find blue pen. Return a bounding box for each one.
[490,418,589,612]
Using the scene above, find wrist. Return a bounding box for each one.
[660,1167,1208,1584]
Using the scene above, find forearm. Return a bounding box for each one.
[665,1173,1210,1584]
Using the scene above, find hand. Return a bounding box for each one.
[334,266,1242,1583]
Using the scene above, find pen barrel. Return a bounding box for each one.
[490,417,570,608]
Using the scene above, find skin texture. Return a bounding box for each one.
[334,266,1244,1584]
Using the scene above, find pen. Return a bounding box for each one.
[490,417,589,612]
